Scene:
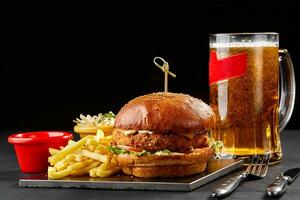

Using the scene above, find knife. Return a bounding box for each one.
[267,167,300,196]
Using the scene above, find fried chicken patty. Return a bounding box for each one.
[112,129,209,153]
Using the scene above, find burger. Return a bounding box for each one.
[108,92,215,178]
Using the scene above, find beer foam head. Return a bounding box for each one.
[210,42,278,48]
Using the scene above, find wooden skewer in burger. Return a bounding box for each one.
[108,58,215,178]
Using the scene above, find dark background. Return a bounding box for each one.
[1,0,300,131]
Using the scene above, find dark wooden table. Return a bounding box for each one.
[1,130,300,200]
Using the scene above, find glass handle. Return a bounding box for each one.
[279,49,296,132]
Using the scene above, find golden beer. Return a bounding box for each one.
[209,33,288,163]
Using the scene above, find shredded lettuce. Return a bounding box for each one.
[102,111,115,119]
[73,111,115,127]
[107,146,171,157]
[208,138,223,158]
[209,138,223,150]
[213,141,223,149]
[154,149,172,155]
[107,146,129,155]
[135,150,150,156]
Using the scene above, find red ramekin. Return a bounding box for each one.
[8,131,73,173]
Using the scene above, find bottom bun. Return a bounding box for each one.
[117,147,214,178]
[122,163,207,178]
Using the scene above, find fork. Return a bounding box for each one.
[211,154,270,198]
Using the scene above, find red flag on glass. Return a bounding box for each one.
[209,51,247,86]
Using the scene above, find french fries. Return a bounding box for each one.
[48,130,121,179]
[80,149,107,163]
[49,148,60,156]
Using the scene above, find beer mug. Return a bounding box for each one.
[209,33,295,163]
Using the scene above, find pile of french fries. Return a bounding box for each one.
[48,130,120,179]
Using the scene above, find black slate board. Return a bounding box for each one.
[19,159,243,191]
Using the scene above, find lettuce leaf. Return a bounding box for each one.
[107,146,129,154]
[107,146,171,157]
